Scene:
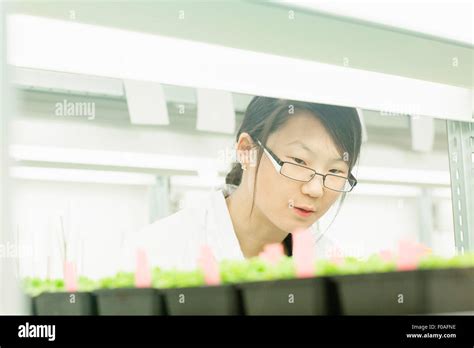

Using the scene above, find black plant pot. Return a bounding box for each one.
[423,267,474,314]
[331,270,426,315]
[34,292,96,315]
[95,288,165,315]
[162,284,241,315]
[239,277,335,315]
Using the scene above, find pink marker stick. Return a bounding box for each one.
[397,240,424,271]
[260,243,284,266]
[292,228,316,278]
[64,261,78,292]
[198,245,221,285]
[135,248,152,288]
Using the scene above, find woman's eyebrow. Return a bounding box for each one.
[286,140,315,154]
[286,140,345,163]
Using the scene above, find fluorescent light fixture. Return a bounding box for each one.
[9,144,229,173]
[11,66,253,115]
[196,88,235,134]
[123,79,169,126]
[170,175,225,188]
[6,14,472,121]
[355,166,450,185]
[276,0,474,46]
[410,116,434,152]
[10,166,157,186]
[351,183,422,197]
[12,67,124,97]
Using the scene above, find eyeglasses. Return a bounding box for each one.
[256,139,357,193]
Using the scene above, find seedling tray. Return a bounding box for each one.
[422,267,474,313]
[162,284,241,315]
[239,277,334,315]
[331,270,425,315]
[95,288,165,315]
[35,292,96,315]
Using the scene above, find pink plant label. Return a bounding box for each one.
[397,240,429,271]
[292,228,315,278]
[198,245,221,285]
[135,248,151,288]
[63,261,78,292]
[259,243,284,266]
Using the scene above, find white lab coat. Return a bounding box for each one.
[130,185,338,270]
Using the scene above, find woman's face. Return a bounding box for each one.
[251,111,350,233]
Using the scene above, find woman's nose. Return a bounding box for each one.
[301,175,324,197]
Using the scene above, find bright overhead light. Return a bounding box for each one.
[355,166,450,185]
[9,144,229,173]
[6,14,472,121]
[10,166,157,186]
[170,175,225,189]
[12,67,125,97]
[351,183,422,197]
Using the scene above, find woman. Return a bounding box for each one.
[133,96,362,270]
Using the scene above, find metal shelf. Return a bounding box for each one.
[447,120,474,253]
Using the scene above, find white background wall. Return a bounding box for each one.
[11,179,151,279]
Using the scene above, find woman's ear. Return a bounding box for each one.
[236,133,255,151]
[236,133,257,169]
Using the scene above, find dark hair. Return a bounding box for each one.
[225,96,362,255]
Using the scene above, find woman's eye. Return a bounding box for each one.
[329,169,344,175]
[290,157,306,165]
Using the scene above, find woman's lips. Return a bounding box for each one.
[293,206,315,218]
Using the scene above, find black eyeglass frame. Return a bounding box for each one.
[255,139,358,193]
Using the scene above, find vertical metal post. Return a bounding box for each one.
[446,120,474,253]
